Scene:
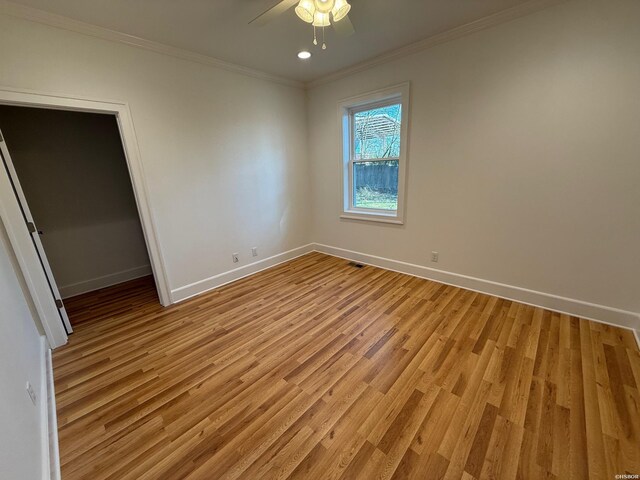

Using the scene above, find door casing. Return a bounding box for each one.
[0,86,171,348]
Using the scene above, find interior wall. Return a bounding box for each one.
[0,217,46,480]
[307,0,640,315]
[1,0,637,321]
[0,12,311,302]
[0,106,151,298]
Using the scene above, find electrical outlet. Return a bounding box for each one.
[251,247,258,257]
[232,253,239,264]
[431,251,439,263]
[26,382,37,405]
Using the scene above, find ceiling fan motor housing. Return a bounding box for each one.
[315,0,335,14]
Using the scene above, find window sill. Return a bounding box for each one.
[340,212,404,225]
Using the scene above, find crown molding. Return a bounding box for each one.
[0,0,304,89]
[307,0,568,89]
[0,0,567,90]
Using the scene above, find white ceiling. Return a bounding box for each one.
[7,0,537,82]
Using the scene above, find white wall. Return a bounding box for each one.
[0,106,151,298]
[0,217,46,480]
[0,13,311,301]
[0,0,637,322]
[308,0,640,316]
[0,2,636,477]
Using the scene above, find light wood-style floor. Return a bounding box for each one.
[54,252,640,479]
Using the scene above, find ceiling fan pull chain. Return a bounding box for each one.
[313,25,318,45]
[322,25,327,50]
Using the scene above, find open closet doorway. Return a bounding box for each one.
[0,105,160,339]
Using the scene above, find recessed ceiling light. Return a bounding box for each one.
[297,50,312,60]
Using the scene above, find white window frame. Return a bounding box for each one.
[338,82,410,224]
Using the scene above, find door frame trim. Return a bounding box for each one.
[0,86,172,348]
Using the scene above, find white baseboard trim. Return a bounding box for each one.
[40,336,60,480]
[59,264,152,299]
[39,336,49,480]
[313,243,640,338]
[166,242,638,342]
[170,244,316,303]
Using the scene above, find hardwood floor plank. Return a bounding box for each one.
[580,319,607,479]
[52,253,640,479]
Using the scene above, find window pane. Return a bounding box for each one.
[354,103,402,160]
[353,160,399,211]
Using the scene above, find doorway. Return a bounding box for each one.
[0,105,156,336]
[0,89,170,348]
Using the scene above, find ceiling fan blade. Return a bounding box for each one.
[249,0,299,26]
[332,14,355,37]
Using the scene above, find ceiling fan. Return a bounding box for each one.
[250,0,355,49]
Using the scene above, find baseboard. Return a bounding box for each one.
[59,264,152,298]
[170,244,316,303]
[313,243,640,338]
[40,336,60,480]
[166,242,638,341]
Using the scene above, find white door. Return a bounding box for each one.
[0,128,73,334]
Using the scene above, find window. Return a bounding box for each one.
[339,83,409,224]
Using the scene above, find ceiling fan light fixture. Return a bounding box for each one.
[331,0,351,22]
[314,0,335,14]
[295,0,315,23]
[312,11,330,27]
[292,0,352,51]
